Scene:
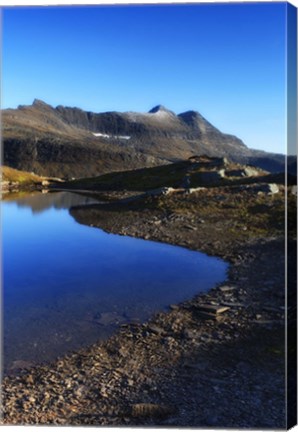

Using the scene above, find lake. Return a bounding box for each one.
[2,191,228,373]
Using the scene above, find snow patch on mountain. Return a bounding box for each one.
[92,132,131,140]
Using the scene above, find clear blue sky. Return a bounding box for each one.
[2,3,288,153]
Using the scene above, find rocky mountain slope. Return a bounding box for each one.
[3,99,294,179]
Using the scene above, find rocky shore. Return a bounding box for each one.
[1,185,295,427]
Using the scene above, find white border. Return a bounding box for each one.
[1,1,297,432]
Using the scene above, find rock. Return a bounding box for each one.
[227,166,262,178]
[268,183,279,194]
[119,347,128,357]
[244,166,262,177]
[184,224,197,231]
[188,187,206,193]
[131,403,174,418]
[220,302,247,308]
[183,329,198,339]
[196,311,222,321]
[147,324,165,335]
[1,181,10,190]
[99,384,110,398]
[252,319,275,326]
[25,374,34,384]
[219,286,236,292]
[253,183,279,194]
[196,304,230,315]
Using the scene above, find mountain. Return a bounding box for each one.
[2,99,294,178]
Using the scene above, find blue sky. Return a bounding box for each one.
[2,3,289,153]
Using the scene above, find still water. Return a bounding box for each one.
[2,191,228,372]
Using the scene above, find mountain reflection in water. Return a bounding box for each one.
[4,191,99,214]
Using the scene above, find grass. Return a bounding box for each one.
[1,166,43,185]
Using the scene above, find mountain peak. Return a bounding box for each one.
[148,105,174,115]
[32,99,51,108]
[178,110,200,120]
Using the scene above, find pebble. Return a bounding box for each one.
[219,286,236,292]
[148,325,165,335]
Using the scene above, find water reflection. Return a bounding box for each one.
[3,191,99,213]
[2,191,228,374]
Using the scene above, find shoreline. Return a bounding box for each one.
[1,187,293,427]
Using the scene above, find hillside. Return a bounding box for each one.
[62,155,291,193]
[3,99,294,179]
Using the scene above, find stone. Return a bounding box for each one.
[184,224,197,231]
[131,403,174,418]
[221,302,246,308]
[25,374,34,384]
[148,324,165,335]
[219,286,236,292]
[183,329,198,339]
[251,183,279,194]
[119,347,128,357]
[244,166,262,177]
[188,187,206,193]
[196,304,230,314]
[196,311,222,321]
[268,183,279,194]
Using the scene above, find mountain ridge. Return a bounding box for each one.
[3,100,294,178]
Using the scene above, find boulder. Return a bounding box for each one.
[240,183,280,194]
[244,166,261,177]
[268,183,279,194]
